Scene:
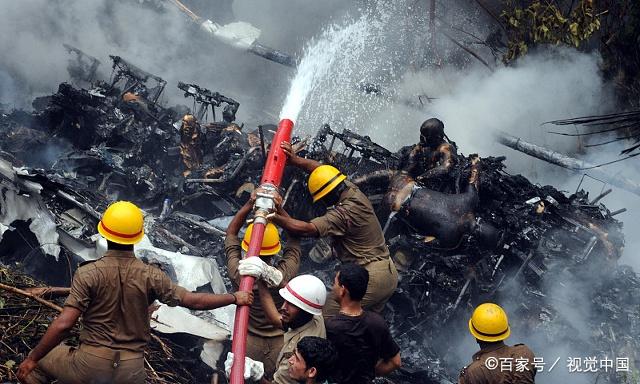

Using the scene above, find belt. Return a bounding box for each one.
[79,344,143,362]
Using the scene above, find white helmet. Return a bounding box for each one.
[279,275,327,316]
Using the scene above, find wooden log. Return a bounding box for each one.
[0,282,63,312]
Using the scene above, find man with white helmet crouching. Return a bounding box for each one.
[226,274,328,384]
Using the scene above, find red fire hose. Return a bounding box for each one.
[230,118,294,384]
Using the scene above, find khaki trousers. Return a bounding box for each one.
[24,344,145,384]
[246,332,284,380]
[323,258,398,318]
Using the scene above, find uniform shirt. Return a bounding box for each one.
[64,250,188,353]
[458,343,536,384]
[272,315,326,384]
[325,311,400,384]
[311,180,390,265]
[225,234,301,337]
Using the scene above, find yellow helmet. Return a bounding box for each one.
[469,303,511,342]
[97,201,145,245]
[308,165,346,203]
[242,222,282,256]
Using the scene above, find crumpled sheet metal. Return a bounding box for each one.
[0,181,60,259]
[200,339,226,370]
[135,236,227,293]
[136,236,235,369]
[151,304,230,341]
[134,236,237,332]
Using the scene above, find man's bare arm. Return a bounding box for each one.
[272,214,319,237]
[258,282,283,329]
[26,306,81,362]
[17,307,82,382]
[374,352,401,376]
[227,198,253,237]
[181,291,253,310]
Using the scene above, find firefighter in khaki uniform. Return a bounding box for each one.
[17,201,252,384]
[459,303,536,384]
[225,196,301,379]
[272,141,398,318]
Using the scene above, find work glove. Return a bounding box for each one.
[238,257,283,287]
[224,352,264,381]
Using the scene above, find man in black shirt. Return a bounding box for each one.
[325,263,401,384]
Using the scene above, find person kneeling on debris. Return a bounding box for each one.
[326,263,401,384]
[225,274,327,383]
[17,201,253,384]
[274,142,398,318]
[397,117,457,190]
[458,303,536,384]
[225,195,301,380]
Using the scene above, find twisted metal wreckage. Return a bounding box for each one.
[1,54,639,384]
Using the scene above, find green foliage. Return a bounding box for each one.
[501,0,602,62]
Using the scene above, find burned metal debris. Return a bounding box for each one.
[63,43,101,84]
[1,56,639,384]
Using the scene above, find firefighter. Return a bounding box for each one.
[398,118,457,190]
[225,195,301,379]
[273,142,398,318]
[325,263,401,384]
[179,114,204,176]
[459,303,536,384]
[224,274,327,383]
[17,201,252,384]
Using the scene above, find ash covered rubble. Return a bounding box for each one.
[1,56,639,384]
[293,126,638,383]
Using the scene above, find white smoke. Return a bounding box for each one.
[232,0,352,48]
[371,48,637,384]
[0,0,354,124]
[366,48,611,154]
[360,46,640,273]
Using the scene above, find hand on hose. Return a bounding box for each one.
[238,257,283,287]
[273,192,283,211]
[232,291,254,306]
[252,187,282,215]
[280,141,298,164]
[224,352,265,381]
[249,189,258,205]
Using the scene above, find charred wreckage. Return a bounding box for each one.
[1,54,639,384]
